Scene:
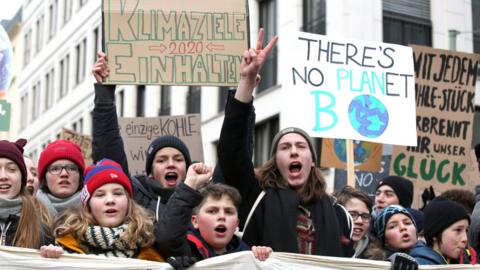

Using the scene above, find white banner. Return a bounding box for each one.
[0,246,478,270]
[281,31,416,146]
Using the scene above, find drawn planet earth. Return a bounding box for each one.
[348,95,388,138]
[0,25,13,93]
[333,139,372,165]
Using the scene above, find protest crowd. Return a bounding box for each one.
[1,4,480,270]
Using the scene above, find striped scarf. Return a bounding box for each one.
[81,224,140,258]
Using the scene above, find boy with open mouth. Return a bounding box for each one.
[156,163,272,263]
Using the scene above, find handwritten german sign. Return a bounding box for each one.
[59,128,93,165]
[281,31,416,146]
[102,0,248,86]
[118,114,203,176]
[391,45,480,206]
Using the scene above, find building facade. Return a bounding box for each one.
[13,0,480,171]
[1,9,23,140]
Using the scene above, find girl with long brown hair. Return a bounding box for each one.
[0,139,53,248]
[40,159,163,261]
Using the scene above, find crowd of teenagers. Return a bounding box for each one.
[1,28,480,270]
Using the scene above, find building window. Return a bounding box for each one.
[92,26,101,63]
[257,0,277,93]
[64,0,73,25]
[48,0,58,40]
[78,118,84,132]
[254,115,279,166]
[218,87,232,112]
[383,0,432,46]
[136,85,145,117]
[303,0,326,34]
[473,0,480,53]
[45,68,54,110]
[159,85,171,116]
[31,149,38,163]
[79,0,88,10]
[20,93,28,129]
[116,89,124,117]
[186,86,201,114]
[32,81,41,121]
[23,28,32,66]
[75,38,87,85]
[73,118,83,133]
[59,54,70,98]
[35,15,44,54]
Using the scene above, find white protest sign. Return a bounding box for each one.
[4,246,477,270]
[281,32,416,146]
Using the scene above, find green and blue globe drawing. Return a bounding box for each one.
[348,95,388,138]
[333,139,372,165]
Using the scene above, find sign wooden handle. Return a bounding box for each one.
[346,139,355,187]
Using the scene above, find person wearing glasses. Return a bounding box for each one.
[335,186,386,260]
[36,140,85,216]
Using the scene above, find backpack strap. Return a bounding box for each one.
[235,190,266,239]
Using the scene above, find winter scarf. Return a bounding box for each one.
[81,224,142,258]
[37,190,81,216]
[353,235,369,258]
[0,197,22,221]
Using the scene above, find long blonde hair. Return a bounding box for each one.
[54,197,155,247]
[13,191,52,248]
[256,158,327,205]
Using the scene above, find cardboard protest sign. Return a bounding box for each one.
[59,129,93,165]
[281,31,416,146]
[391,45,480,207]
[0,100,10,131]
[465,149,480,185]
[334,155,391,200]
[102,0,248,86]
[118,114,203,176]
[321,138,382,172]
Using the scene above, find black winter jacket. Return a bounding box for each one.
[92,83,174,215]
[217,94,353,257]
[0,214,54,248]
[155,182,249,260]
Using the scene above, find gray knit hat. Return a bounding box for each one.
[270,127,317,164]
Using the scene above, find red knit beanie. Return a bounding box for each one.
[0,139,27,191]
[37,140,85,184]
[81,159,132,207]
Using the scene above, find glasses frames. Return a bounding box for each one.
[48,164,79,175]
[348,211,371,222]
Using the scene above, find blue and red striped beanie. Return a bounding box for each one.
[81,159,132,207]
